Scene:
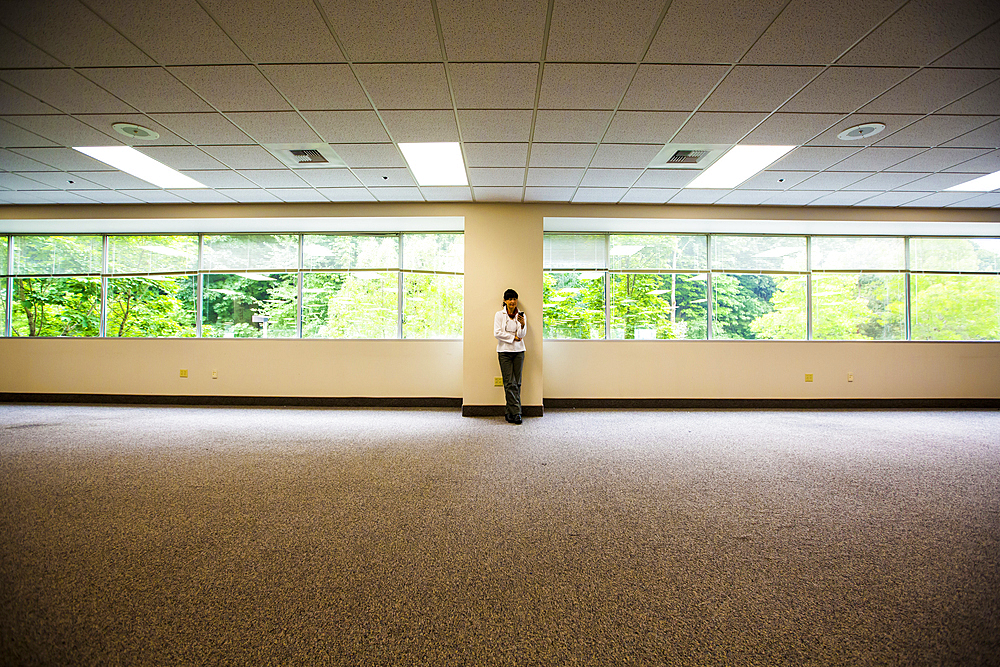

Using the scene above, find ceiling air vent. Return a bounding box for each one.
[263,143,347,169]
[648,144,729,170]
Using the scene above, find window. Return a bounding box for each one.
[542,233,1000,341]
[1,236,6,337]
[0,231,463,339]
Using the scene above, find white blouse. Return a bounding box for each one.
[494,309,526,352]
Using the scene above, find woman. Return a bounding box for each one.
[494,288,526,424]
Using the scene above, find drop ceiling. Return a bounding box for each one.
[0,0,998,208]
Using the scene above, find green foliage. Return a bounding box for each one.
[912,275,1000,340]
[202,274,297,338]
[611,273,706,339]
[711,274,775,339]
[11,277,101,337]
[107,277,196,338]
[404,274,463,339]
[543,272,605,339]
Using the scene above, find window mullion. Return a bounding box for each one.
[806,235,812,341]
[297,234,304,339]
[706,235,713,340]
[196,234,204,338]
[604,234,610,340]
[398,233,404,339]
[100,235,108,338]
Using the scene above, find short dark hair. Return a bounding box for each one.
[503,289,518,300]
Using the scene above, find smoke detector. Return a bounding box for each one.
[647,144,728,170]
[112,122,159,140]
[837,123,886,141]
[263,143,346,169]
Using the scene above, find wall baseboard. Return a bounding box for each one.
[543,398,1000,410]
[461,405,544,417]
[0,393,462,409]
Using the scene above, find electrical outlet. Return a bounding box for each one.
[848,373,854,382]
[805,373,814,382]
[212,370,218,379]
[179,369,188,378]
[494,376,503,387]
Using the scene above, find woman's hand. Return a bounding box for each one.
[517,312,525,326]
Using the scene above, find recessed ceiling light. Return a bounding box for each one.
[73,146,207,189]
[112,122,159,141]
[398,142,468,187]
[685,145,795,189]
[945,170,1000,192]
[837,123,886,141]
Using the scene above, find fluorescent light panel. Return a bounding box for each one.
[398,142,468,186]
[685,145,795,189]
[945,170,1000,192]
[73,146,207,189]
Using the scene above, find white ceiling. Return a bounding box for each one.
[0,0,998,208]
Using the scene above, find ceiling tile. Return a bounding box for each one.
[528,143,596,168]
[604,111,688,144]
[473,187,522,201]
[0,81,60,115]
[78,67,213,114]
[831,147,924,171]
[790,172,867,190]
[526,168,584,187]
[20,171,105,189]
[76,190,144,203]
[468,168,525,187]
[465,143,529,168]
[261,65,370,111]
[857,191,928,206]
[573,188,628,203]
[619,188,679,204]
[781,67,916,113]
[198,0,344,63]
[899,192,978,207]
[170,189,236,204]
[9,147,112,170]
[35,190,107,204]
[741,0,904,65]
[316,0,440,62]
[633,170,699,188]
[668,189,726,204]
[590,144,662,169]
[947,193,1000,207]
[716,190,775,205]
[839,0,1000,66]
[212,189,282,203]
[546,0,665,62]
[368,187,422,202]
[876,115,997,148]
[764,190,831,205]
[0,25,64,68]
[670,112,768,144]
[579,169,642,188]
[0,0,154,66]
[136,146,226,170]
[237,169,308,188]
[227,112,323,144]
[354,64,452,110]
[271,188,327,203]
[620,65,729,112]
[842,172,925,190]
[0,172,58,190]
[860,69,1000,114]
[538,64,634,110]
[196,146,284,170]
[0,69,135,114]
[178,170,257,189]
[0,120,59,148]
[67,170,155,189]
[942,149,1000,173]
[75,114,189,146]
[940,78,1000,115]
[883,148,990,172]
[3,115,119,146]
[701,66,823,112]
[353,168,416,188]
[943,119,1000,149]
[330,144,406,169]
[318,188,377,202]
[524,187,576,202]
[809,191,881,206]
[0,192,50,204]
[742,114,844,145]
[808,114,923,147]
[894,173,987,191]
[86,0,247,65]
[457,110,533,142]
[437,0,546,61]
[737,170,814,190]
[421,187,473,202]
[645,0,786,63]
[448,63,538,109]
[118,189,198,203]
[0,149,57,171]
[380,110,458,143]
[148,113,253,145]
[303,111,390,143]
[531,110,610,143]
[770,146,860,171]
[168,66,290,112]
[933,20,1000,68]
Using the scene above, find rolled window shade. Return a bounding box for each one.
[12,235,103,276]
[202,234,299,272]
[811,237,905,271]
[544,234,607,270]
[909,238,1000,273]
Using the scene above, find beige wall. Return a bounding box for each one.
[2,201,1000,404]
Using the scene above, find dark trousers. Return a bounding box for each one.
[497,351,524,418]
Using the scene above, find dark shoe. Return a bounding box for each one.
[512,414,522,424]
[504,414,514,423]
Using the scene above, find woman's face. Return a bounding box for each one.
[504,296,518,311]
